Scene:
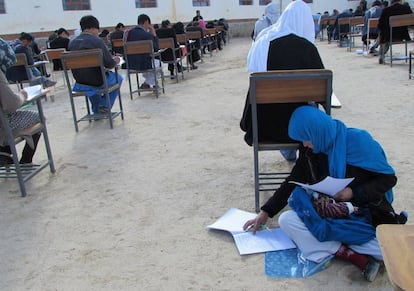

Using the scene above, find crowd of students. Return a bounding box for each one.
[317,0,412,64]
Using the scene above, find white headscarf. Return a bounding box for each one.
[247,0,315,73]
[253,3,281,40]
[264,2,280,24]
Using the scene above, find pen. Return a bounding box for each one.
[245,224,254,232]
[245,224,269,232]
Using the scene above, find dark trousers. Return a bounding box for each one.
[0,132,41,164]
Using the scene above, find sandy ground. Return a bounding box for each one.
[1,36,413,291]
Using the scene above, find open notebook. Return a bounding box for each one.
[207,208,296,255]
[23,84,50,102]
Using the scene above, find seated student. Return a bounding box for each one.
[377,0,413,64]
[0,37,16,74]
[48,30,58,45]
[244,106,407,282]
[253,2,280,41]
[98,29,111,50]
[327,9,339,43]
[69,15,122,114]
[125,14,160,89]
[6,32,56,88]
[361,1,383,54]
[205,21,223,51]
[218,18,229,44]
[156,20,184,77]
[241,0,319,162]
[108,22,125,55]
[0,69,41,166]
[186,21,205,51]
[332,9,353,42]
[49,28,70,70]
[172,21,199,70]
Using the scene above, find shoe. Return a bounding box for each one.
[362,257,380,282]
[369,49,379,55]
[379,58,384,65]
[139,83,151,89]
[96,106,110,114]
[191,65,198,70]
[0,152,13,166]
[44,80,57,88]
[398,211,408,224]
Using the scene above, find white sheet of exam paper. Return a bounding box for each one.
[23,85,42,102]
[207,208,296,255]
[290,176,354,197]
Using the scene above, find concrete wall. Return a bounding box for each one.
[1,0,411,40]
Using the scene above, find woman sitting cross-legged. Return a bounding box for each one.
[244,105,407,282]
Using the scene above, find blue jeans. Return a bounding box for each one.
[73,71,123,114]
[29,67,47,86]
[280,149,297,162]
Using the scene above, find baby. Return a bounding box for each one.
[311,192,358,218]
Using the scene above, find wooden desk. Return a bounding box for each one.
[376,224,414,290]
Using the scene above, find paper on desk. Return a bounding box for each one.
[207,208,296,255]
[24,85,50,102]
[23,85,42,101]
[290,176,354,197]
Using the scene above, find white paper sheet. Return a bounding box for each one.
[290,176,354,197]
[23,85,42,101]
[207,208,296,255]
[331,92,342,108]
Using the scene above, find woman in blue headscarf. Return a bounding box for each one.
[244,105,406,282]
[279,105,406,282]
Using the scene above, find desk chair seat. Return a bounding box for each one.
[43,48,67,88]
[186,31,204,63]
[383,14,414,67]
[0,91,55,197]
[7,53,43,90]
[123,39,165,99]
[364,18,380,53]
[61,49,124,132]
[249,69,333,212]
[176,34,192,71]
[348,17,364,52]
[203,28,218,56]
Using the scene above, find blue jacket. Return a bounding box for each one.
[125,25,159,70]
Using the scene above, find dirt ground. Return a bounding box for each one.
[1,36,413,291]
